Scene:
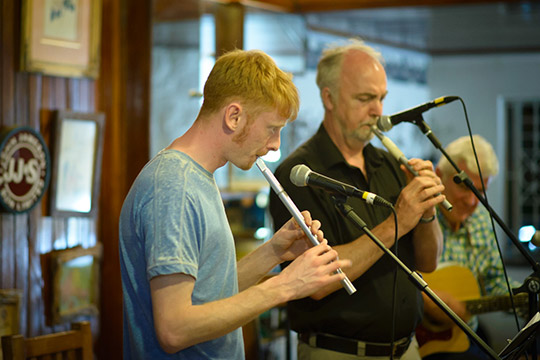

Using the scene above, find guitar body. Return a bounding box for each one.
[416,324,470,357]
[417,263,527,357]
[417,263,480,357]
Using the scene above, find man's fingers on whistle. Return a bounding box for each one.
[310,219,322,234]
[300,210,313,227]
[428,193,446,207]
[319,248,338,262]
[332,259,352,270]
[409,158,433,170]
[430,184,445,195]
[416,169,437,179]
[309,238,328,250]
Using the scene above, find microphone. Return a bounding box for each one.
[255,158,356,295]
[371,126,453,212]
[377,96,459,132]
[290,164,392,208]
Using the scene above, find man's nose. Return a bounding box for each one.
[267,133,280,152]
[371,100,384,118]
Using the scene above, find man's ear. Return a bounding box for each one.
[435,167,442,178]
[321,87,334,110]
[224,103,242,132]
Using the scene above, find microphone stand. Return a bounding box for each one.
[331,195,501,360]
[412,115,540,358]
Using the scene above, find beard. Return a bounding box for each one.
[333,111,377,145]
[343,124,375,145]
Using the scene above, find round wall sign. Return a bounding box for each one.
[0,126,51,213]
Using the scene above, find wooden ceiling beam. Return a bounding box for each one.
[152,0,524,22]
[208,0,293,12]
[243,0,523,12]
[153,0,201,22]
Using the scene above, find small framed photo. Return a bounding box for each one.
[49,111,104,218]
[20,0,102,78]
[50,244,102,325]
[0,289,22,344]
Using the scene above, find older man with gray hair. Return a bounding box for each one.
[420,135,514,360]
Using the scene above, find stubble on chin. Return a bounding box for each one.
[346,126,375,145]
[232,156,256,171]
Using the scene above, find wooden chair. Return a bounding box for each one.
[1,321,93,360]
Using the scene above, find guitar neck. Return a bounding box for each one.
[466,293,527,315]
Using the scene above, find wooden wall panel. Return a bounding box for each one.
[1,0,152,358]
[14,214,29,335]
[1,0,103,346]
[95,1,123,357]
[28,76,41,128]
[27,70,44,337]
[97,0,151,357]
[1,0,15,127]
[1,216,15,289]
[1,0,16,296]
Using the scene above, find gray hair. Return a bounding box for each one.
[316,38,384,97]
[437,135,499,180]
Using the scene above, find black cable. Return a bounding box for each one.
[457,97,522,333]
[390,206,399,360]
[446,97,528,360]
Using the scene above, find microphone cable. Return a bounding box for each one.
[443,98,523,341]
[462,99,520,328]
[389,206,399,360]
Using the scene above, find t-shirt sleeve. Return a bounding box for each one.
[143,159,202,282]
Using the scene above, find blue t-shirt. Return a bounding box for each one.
[119,150,243,359]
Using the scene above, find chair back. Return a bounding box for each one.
[1,321,93,360]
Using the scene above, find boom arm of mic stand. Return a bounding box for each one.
[332,198,502,360]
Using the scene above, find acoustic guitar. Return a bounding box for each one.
[416,263,527,357]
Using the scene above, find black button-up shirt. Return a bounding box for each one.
[269,124,423,342]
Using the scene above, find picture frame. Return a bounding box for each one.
[49,244,102,325]
[20,0,102,78]
[49,111,104,218]
[0,289,22,350]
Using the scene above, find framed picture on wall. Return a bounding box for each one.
[49,111,104,218]
[20,0,102,78]
[49,244,102,325]
[0,289,22,348]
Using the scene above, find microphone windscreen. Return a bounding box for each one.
[290,164,310,187]
[377,116,393,132]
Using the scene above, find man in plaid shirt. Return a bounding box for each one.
[421,135,519,360]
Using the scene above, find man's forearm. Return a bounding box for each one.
[412,219,443,272]
[237,240,281,291]
[153,277,290,353]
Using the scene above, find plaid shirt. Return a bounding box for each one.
[437,205,512,297]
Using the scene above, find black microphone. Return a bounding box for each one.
[290,164,392,208]
[377,96,459,132]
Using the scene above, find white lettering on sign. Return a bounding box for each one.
[0,127,50,213]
